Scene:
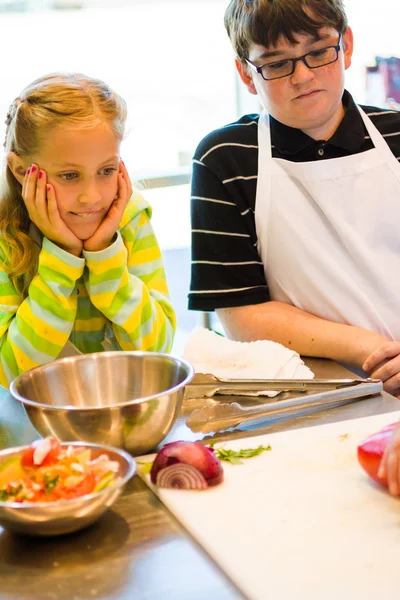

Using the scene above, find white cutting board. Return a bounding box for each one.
[142,412,400,600]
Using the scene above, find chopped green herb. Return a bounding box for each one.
[137,461,153,475]
[44,475,60,494]
[0,484,22,501]
[209,444,272,465]
[0,488,10,501]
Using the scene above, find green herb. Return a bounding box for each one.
[44,475,59,493]
[0,488,10,501]
[209,443,272,465]
[0,484,22,501]
[137,461,153,475]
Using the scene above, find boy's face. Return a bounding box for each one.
[237,26,353,139]
[30,122,121,240]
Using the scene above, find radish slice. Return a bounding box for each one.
[155,463,208,490]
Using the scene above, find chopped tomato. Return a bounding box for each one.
[21,438,62,467]
[54,471,95,500]
[35,438,62,466]
[0,438,119,504]
[20,447,35,468]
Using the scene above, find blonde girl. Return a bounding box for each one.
[0,72,176,387]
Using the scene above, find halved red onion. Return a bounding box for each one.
[150,441,223,488]
[155,463,208,490]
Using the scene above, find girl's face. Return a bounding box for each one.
[29,121,121,240]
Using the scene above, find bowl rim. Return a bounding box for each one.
[0,440,136,509]
[9,351,195,411]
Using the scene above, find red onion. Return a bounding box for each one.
[150,441,223,489]
[155,463,208,490]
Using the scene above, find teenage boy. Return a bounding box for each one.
[189,0,400,396]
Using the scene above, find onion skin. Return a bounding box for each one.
[155,463,208,490]
[357,423,398,486]
[150,441,223,488]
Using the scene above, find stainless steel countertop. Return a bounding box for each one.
[0,358,398,600]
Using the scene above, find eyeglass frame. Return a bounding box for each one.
[245,34,342,81]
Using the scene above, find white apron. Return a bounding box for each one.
[255,106,400,340]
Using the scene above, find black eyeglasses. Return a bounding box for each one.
[245,35,342,81]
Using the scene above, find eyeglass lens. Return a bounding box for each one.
[262,46,339,80]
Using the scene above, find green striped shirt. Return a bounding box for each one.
[0,193,176,387]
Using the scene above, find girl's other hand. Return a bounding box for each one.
[83,159,132,253]
[22,164,83,257]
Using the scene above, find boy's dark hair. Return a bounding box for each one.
[224,0,348,60]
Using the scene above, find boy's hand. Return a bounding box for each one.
[362,341,400,398]
[378,424,400,495]
[83,160,132,253]
[22,165,83,257]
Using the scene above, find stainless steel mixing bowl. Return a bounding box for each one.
[10,351,195,455]
[0,441,136,536]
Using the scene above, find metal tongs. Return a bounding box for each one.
[185,375,383,433]
[185,372,381,399]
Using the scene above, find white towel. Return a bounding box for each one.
[182,327,314,396]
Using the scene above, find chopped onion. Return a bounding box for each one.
[33,438,52,465]
[155,463,208,490]
[71,462,84,473]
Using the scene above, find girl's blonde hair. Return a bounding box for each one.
[1,72,127,297]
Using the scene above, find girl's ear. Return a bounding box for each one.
[7,152,27,185]
[235,58,258,95]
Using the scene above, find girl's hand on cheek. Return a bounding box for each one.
[83,159,132,252]
[22,164,83,257]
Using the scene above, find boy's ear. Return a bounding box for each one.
[235,59,258,95]
[342,26,354,71]
[7,152,27,185]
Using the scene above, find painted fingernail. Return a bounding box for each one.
[38,170,43,179]
[121,159,125,165]
[30,165,37,173]
[121,174,124,178]
[26,167,31,175]
[47,185,51,192]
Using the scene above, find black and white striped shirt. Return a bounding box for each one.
[188,90,400,311]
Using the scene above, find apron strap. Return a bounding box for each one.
[357,105,400,176]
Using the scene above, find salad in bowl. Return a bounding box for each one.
[0,437,135,536]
